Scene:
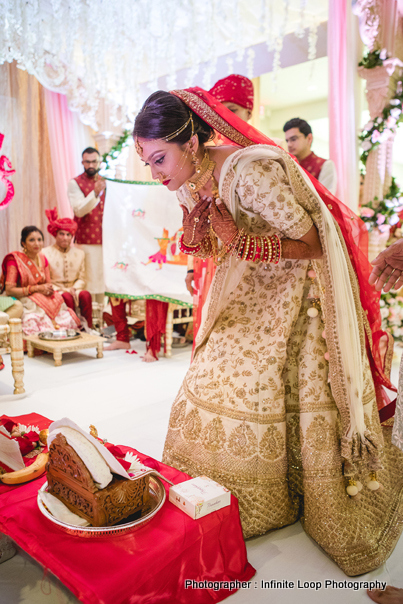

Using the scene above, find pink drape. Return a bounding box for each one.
[44,90,78,218]
[328,0,361,211]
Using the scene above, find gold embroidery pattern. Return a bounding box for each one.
[162,145,403,573]
[227,422,258,459]
[304,415,338,451]
[259,425,285,461]
[200,417,226,452]
[168,395,186,429]
[172,90,255,148]
[182,408,202,441]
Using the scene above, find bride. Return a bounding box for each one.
[133,87,403,576]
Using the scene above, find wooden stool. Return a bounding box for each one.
[164,303,193,358]
[25,333,104,367]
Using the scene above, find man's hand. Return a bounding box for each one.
[94,178,106,197]
[369,239,403,292]
[185,272,195,296]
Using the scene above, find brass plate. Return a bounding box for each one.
[38,330,82,341]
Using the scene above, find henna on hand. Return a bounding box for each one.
[182,197,211,246]
[209,199,238,244]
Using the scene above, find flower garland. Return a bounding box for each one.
[358,49,403,167]
[0,419,47,473]
[358,48,386,69]
[359,96,403,166]
[100,130,132,175]
[360,178,403,232]
[380,291,403,342]
[358,50,403,341]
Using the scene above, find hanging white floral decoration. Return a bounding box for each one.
[0,0,325,129]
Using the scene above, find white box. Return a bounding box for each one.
[169,475,231,520]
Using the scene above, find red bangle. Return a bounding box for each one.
[179,234,202,255]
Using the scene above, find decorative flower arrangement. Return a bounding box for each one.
[100,130,132,176]
[359,178,403,232]
[358,48,388,69]
[0,419,47,469]
[358,47,403,167]
[91,433,148,476]
[380,292,403,342]
[358,50,403,342]
[359,90,403,166]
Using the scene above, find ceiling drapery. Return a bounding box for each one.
[0,0,327,129]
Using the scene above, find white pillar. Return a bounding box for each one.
[328,0,362,211]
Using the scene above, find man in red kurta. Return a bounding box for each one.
[283,117,337,194]
[68,147,131,350]
[67,147,106,302]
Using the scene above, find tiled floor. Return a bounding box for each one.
[0,342,402,603]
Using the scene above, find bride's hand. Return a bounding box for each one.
[182,197,211,246]
[209,198,239,244]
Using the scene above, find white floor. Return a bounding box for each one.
[0,341,402,604]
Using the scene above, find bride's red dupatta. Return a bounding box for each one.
[171,87,395,419]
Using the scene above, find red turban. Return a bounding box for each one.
[209,74,254,111]
[45,207,77,238]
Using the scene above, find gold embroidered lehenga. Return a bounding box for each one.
[161,90,403,577]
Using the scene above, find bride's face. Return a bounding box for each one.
[137,138,197,191]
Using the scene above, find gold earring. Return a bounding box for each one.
[192,150,201,174]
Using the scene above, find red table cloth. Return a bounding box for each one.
[0,413,255,604]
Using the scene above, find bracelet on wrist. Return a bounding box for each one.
[179,234,202,255]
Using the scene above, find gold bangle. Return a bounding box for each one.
[236,234,246,258]
[230,228,244,253]
[276,236,282,263]
[242,235,250,261]
[266,237,273,262]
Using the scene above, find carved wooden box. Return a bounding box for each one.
[46,433,149,526]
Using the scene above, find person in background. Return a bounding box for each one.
[185,75,259,351]
[68,147,130,350]
[1,226,79,335]
[283,117,337,195]
[67,147,106,304]
[209,73,254,122]
[367,586,403,603]
[42,208,93,329]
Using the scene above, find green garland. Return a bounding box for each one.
[358,49,385,69]
[101,130,132,172]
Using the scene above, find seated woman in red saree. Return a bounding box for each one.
[1,226,80,335]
